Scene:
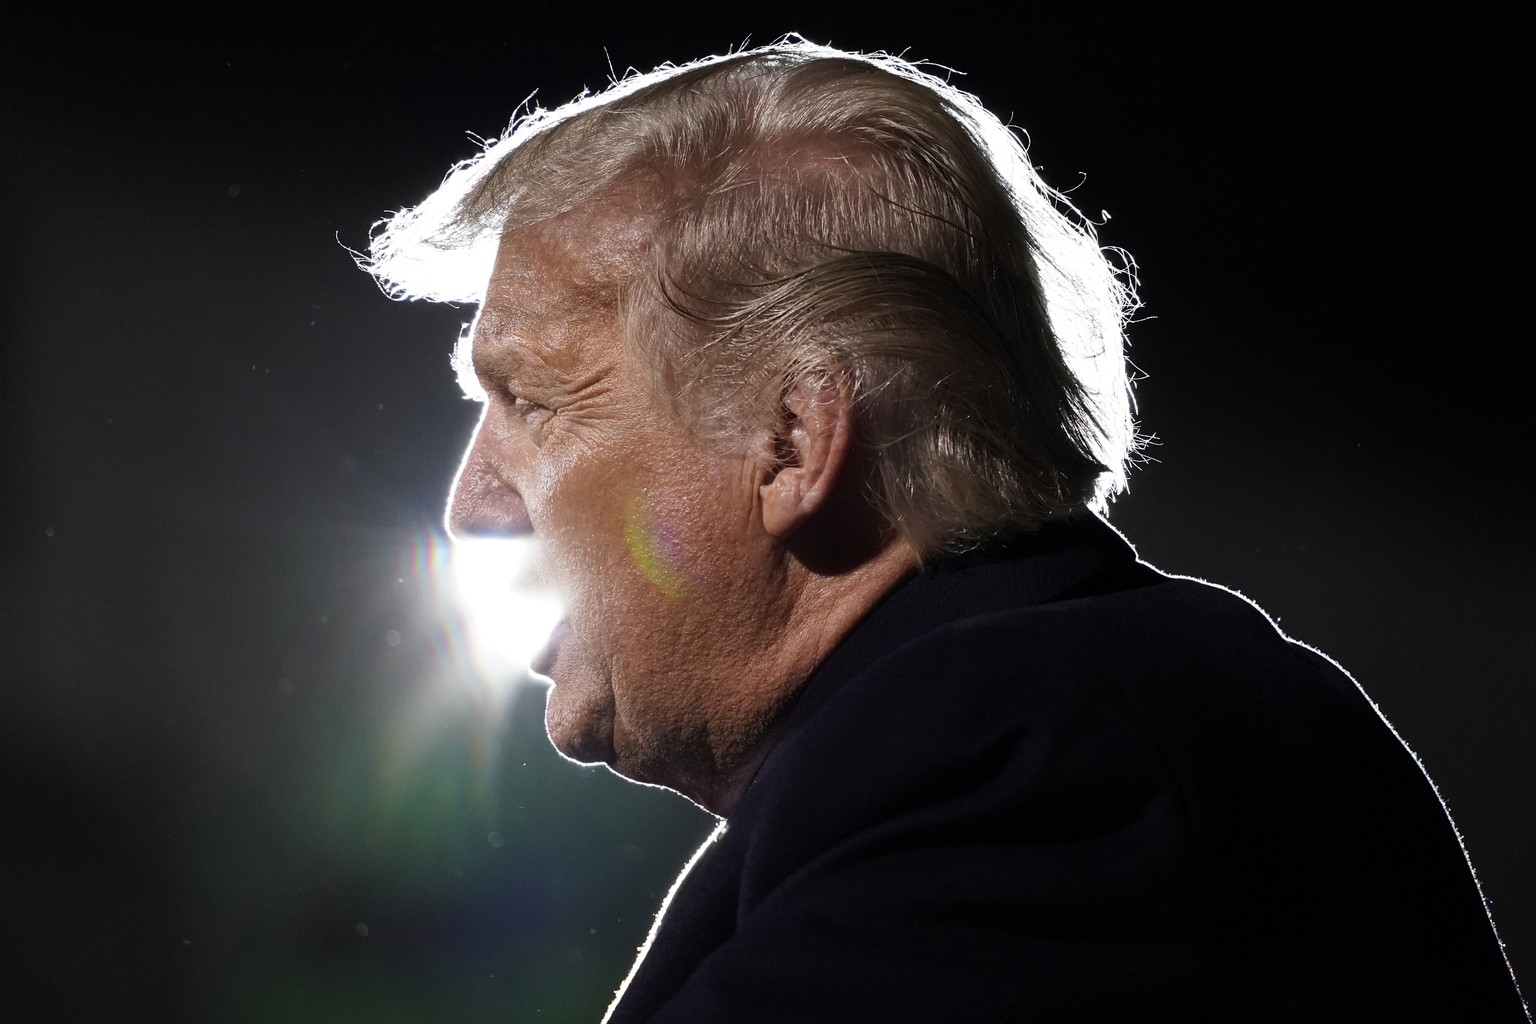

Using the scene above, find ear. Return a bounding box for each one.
[760,369,853,539]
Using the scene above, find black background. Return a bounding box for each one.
[3,8,1531,1021]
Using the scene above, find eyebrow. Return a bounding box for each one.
[453,311,558,402]
[451,323,487,402]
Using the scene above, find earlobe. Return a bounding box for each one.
[760,370,853,539]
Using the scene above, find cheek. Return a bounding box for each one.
[532,427,755,641]
[649,465,761,589]
[622,494,715,599]
[524,441,618,565]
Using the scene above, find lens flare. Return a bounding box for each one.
[448,537,564,685]
[623,495,690,598]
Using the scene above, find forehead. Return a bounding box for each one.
[476,196,657,357]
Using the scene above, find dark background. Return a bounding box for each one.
[3,9,1530,1022]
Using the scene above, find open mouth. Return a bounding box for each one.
[447,536,565,682]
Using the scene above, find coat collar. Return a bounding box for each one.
[753,511,1146,783]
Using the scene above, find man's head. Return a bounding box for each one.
[365,40,1139,812]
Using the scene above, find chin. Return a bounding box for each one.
[543,682,617,766]
[602,742,726,814]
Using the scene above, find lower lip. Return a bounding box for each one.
[530,620,569,678]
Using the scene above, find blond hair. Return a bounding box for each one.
[365,39,1141,555]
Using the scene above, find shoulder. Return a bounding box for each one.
[740,564,1456,925]
[777,565,1426,822]
[735,572,1228,894]
[788,568,1356,777]
[637,550,1526,1021]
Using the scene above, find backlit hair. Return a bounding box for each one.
[365,39,1142,555]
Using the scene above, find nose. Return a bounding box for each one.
[445,409,533,541]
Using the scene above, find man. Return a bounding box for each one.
[367,41,1527,1022]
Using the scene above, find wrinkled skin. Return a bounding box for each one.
[448,192,916,814]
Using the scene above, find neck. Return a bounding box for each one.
[697,537,921,816]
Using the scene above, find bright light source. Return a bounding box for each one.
[449,537,563,684]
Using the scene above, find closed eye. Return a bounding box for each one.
[505,392,550,418]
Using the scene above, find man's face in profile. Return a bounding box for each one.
[445,199,791,809]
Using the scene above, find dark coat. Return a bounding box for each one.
[605,515,1528,1022]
